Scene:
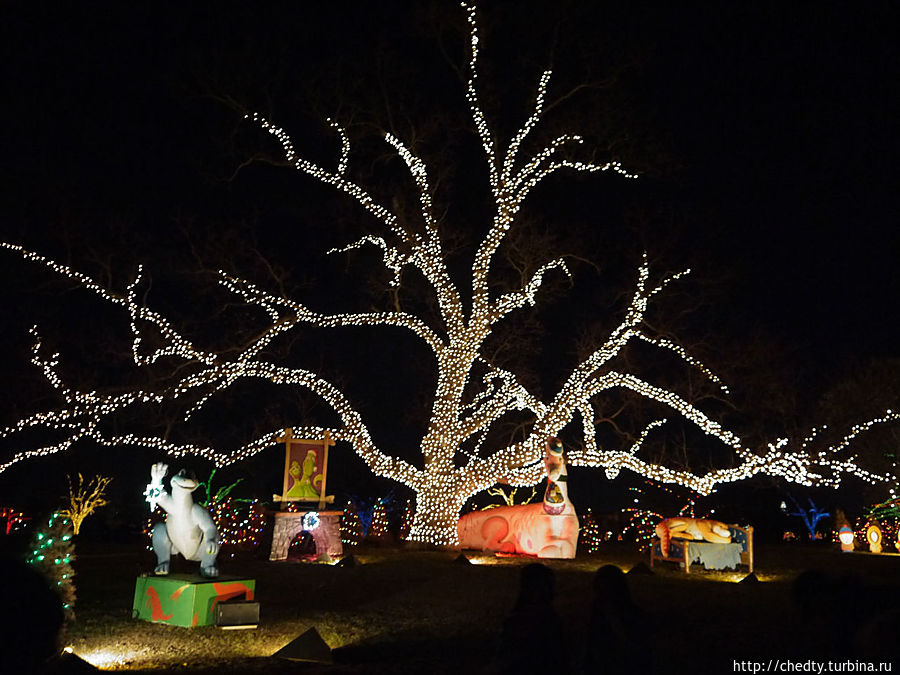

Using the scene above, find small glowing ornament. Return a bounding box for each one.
[302,511,320,531]
[839,526,855,552]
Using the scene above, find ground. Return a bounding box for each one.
[32,539,900,672]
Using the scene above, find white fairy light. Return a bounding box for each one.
[1,3,895,547]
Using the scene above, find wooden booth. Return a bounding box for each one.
[269,429,342,561]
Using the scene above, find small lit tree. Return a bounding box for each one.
[340,507,363,546]
[579,508,603,554]
[59,473,112,535]
[367,501,390,540]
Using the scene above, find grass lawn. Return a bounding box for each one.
[56,540,900,673]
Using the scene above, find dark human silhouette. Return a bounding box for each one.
[583,564,652,675]
[856,607,900,661]
[791,569,860,659]
[0,555,65,674]
[494,562,570,674]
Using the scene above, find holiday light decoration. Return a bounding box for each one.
[0,507,29,535]
[1,2,898,548]
[621,481,708,550]
[27,511,75,620]
[59,473,112,535]
[340,507,363,546]
[145,498,265,551]
[848,498,900,554]
[367,501,389,539]
[781,494,830,540]
[578,508,603,553]
[302,511,320,532]
[865,524,882,553]
[399,499,413,541]
[482,484,539,509]
[839,526,855,551]
[209,498,265,549]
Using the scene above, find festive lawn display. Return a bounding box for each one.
[781,495,830,540]
[457,438,578,558]
[398,500,413,541]
[621,481,709,550]
[655,517,733,556]
[144,463,221,578]
[367,502,390,541]
[339,507,363,547]
[59,473,112,536]
[132,574,255,628]
[269,511,343,561]
[0,1,896,551]
[273,430,334,509]
[27,511,76,620]
[852,498,900,553]
[651,521,754,574]
[0,506,29,535]
[578,509,604,554]
[146,498,266,552]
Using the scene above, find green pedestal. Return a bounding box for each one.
[132,574,255,627]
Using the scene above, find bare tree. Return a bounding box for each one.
[1,2,896,546]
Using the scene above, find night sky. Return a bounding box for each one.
[1,2,898,523]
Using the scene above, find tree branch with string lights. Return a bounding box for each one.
[1,2,897,547]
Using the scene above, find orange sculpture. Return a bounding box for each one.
[457,438,579,559]
[655,517,732,557]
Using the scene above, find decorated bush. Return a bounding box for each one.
[27,512,75,621]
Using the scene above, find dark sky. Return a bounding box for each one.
[0,2,898,514]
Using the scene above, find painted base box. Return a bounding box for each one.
[132,574,256,627]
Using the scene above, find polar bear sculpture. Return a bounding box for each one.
[144,462,220,578]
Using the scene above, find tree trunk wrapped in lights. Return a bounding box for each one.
[1,2,897,547]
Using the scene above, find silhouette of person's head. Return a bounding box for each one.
[514,562,555,609]
[593,564,631,607]
[792,569,830,613]
[0,555,64,674]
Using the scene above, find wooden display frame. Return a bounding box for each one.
[272,428,334,510]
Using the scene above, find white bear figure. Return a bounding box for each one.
[144,462,220,578]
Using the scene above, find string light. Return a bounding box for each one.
[340,507,363,546]
[145,498,265,550]
[621,481,707,550]
[27,512,76,620]
[1,2,897,549]
[0,507,29,534]
[578,508,606,553]
[367,501,389,539]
